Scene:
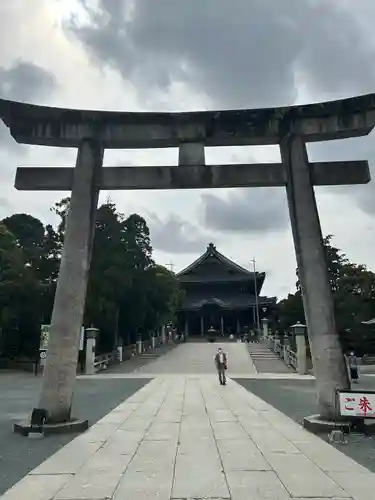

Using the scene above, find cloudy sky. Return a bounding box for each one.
[1,0,375,299]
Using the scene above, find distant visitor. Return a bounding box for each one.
[347,351,359,383]
[214,347,228,386]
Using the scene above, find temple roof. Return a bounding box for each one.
[177,243,265,288]
[179,291,275,311]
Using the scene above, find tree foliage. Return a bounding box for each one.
[277,235,375,354]
[0,200,181,358]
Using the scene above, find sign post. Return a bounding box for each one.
[39,324,50,371]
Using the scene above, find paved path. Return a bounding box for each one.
[125,341,257,375]
[3,375,375,500]
[237,376,375,475]
[0,373,148,496]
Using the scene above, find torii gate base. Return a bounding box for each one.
[1,93,374,434]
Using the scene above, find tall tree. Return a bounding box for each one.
[0,199,183,361]
[142,265,184,332]
[0,223,40,356]
[278,235,375,353]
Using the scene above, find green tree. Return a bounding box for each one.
[142,265,184,332]
[0,223,40,356]
[0,198,183,360]
[85,203,131,351]
[2,213,61,326]
[278,235,375,353]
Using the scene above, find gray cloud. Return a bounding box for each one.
[0,60,57,103]
[70,0,375,108]
[148,213,210,253]
[0,196,10,208]
[0,61,57,151]
[68,0,375,222]
[201,188,289,233]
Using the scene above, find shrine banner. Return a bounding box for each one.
[338,390,375,418]
[40,324,50,351]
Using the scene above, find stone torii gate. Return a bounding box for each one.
[0,94,373,430]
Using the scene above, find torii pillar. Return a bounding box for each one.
[38,140,103,423]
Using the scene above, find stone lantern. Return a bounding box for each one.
[290,322,307,375]
[261,317,269,341]
[207,325,216,343]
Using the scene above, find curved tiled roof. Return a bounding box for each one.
[177,243,264,281]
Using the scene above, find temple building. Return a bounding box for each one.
[176,243,276,336]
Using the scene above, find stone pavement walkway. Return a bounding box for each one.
[2,375,375,500]
[126,341,257,375]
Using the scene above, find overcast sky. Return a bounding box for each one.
[1,0,375,299]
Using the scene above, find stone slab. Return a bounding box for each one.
[55,450,132,499]
[329,471,375,500]
[29,440,103,475]
[13,418,88,436]
[265,452,349,498]
[113,469,173,500]
[217,438,271,471]
[4,93,375,148]
[173,452,229,498]
[0,474,72,500]
[226,470,291,500]
[16,160,370,191]
[100,429,144,454]
[144,421,179,440]
[211,421,249,440]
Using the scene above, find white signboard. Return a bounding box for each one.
[79,327,85,351]
[338,391,375,418]
[40,325,50,351]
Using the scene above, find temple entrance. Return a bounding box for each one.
[175,244,276,338]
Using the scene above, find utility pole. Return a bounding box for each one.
[251,258,261,333]
[166,262,175,272]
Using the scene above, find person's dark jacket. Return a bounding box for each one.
[214,352,227,370]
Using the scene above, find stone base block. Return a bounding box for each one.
[304,414,375,436]
[14,418,89,437]
[303,414,351,435]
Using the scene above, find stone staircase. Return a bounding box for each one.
[247,342,293,373]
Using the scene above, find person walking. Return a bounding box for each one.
[347,351,359,383]
[214,347,228,385]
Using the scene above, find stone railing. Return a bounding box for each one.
[266,336,298,371]
[85,334,165,375]
[283,345,298,370]
[93,352,115,372]
[142,339,152,351]
[122,344,137,360]
[265,333,312,374]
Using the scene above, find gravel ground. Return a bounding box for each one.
[0,372,149,495]
[235,376,375,473]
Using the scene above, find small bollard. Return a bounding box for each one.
[20,408,48,438]
[328,429,347,445]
